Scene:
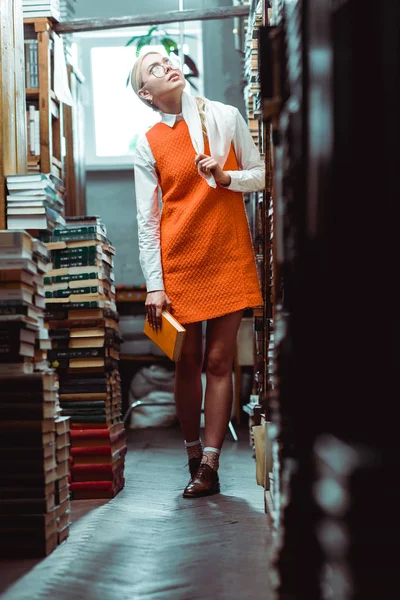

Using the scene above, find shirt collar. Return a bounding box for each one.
[160,111,183,127]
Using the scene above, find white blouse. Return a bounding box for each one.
[133,98,265,293]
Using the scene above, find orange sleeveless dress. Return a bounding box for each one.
[146,119,263,324]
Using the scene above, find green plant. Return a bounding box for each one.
[126,25,199,91]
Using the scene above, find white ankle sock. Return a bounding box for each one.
[201,447,220,471]
[184,438,203,460]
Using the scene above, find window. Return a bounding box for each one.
[76,26,204,170]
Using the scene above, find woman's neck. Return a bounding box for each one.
[154,92,183,115]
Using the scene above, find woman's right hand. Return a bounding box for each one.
[145,290,172,331]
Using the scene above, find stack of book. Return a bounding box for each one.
[22,1,61,21]
[43,216,126,499]
[0,230,71,557]
[54,415,72,543]
[6,173,65,232]
[0,372,62,558]
[0,230,43,375]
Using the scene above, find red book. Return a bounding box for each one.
[70,423,124,439]
[71,459,124,482]
[70,445,127,465]
[70,478,125,499]
[70,442,126,456]
[70,480,113,491]
[70,426,125,448]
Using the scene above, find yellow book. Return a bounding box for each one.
[143,310,186,362]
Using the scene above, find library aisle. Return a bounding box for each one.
[0,426,273,600]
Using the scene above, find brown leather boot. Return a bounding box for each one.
[188,456,202,478]
[183,463,220,498]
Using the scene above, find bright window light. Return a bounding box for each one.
[91,45,166,157]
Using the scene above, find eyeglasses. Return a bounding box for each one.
[142,57,181,85]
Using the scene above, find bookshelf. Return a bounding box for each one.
[23,16,86,216]
[0,0,28,229]
[23,18,64,179]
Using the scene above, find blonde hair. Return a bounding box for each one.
[130,50,207,137]
[195,96,208,138]
[130,51,161,110]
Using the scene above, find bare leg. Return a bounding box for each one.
[174,321,204,443]
[203,310,244,449]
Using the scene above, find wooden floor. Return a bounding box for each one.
[0,426,273,600]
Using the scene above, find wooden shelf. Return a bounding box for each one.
[26,88,39,98]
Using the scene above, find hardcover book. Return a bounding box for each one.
[143,310,186,361]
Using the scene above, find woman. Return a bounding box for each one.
[131,52,264,498]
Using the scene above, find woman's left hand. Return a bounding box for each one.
[194,154,231,187]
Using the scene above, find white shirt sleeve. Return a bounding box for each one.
[225,108,266,193]
[133,138,165,292]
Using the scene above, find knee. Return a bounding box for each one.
[206,352,232,377]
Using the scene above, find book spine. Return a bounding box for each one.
[48,347,107,360]
[43,233,106,243]
[54,246,99,258]
[54,226,97,237]
[45,286,103,299]
[46,301,103,312]
[52,257,100,269]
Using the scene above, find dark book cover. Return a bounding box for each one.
[0,445,55,460]
[45,286,103,299]
[1,470,57,487]
[59,373,108,384]
[44,271,99,284]
[54,245,98,258]
[53,257,101,269]
[0,402,56,420]
[48,347,108,360]
[0,512,56,529]
[46,300,106,313]
[64,415,109,423]
[44,232,107,243]
[0,457,57,475]
[61,408,106,416]
[0,431,55,448]
[0,372,56,393]
[59,384,109,395]
[0,483,55,499]
[61,401,108,410]
[0,497,55,514]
